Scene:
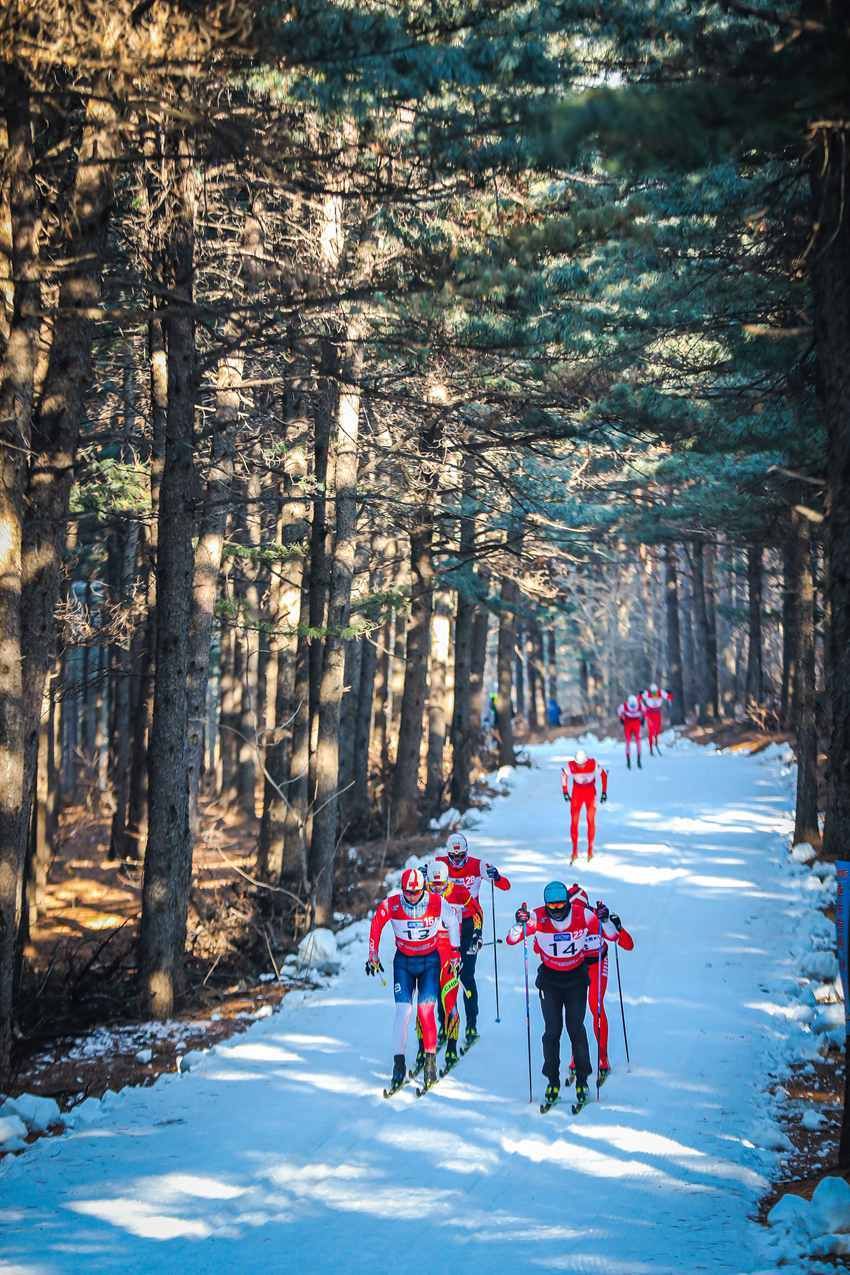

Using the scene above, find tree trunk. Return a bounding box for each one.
[391,514,435,835]
[350,632,378,832]
[0,63,39,1076]
[496,574,519,767]
[664,544,686,724]
[514,622,526,719]
[530,622,546,732]
[125,311,167,859]
[781,524,801,729]
[793,514,819,845]
[469,573,490,757]
[450,566,477,811]
[138,139,198,1019]
[546,627,558,704]
[745,542,764,708]
[338,635,362,835]
[424,591,452,817]
[186,349,240,838]
[310,331,363,925]
[703,542,719,718]
[690,543,711,725]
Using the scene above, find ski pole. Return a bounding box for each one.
[491,878,501,1023]
[521,915,533,1103]
[615,941,631,1068]
[596,944,603,1102]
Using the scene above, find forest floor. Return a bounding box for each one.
[1,733,839,1273]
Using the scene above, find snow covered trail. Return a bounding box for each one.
[2,737,808,1274]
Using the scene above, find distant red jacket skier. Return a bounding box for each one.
[506,882,619,1107]
[561,750,608,863]
[567,885,634,1077]
[435,832,511,1043]
[367,867,460,1091]
[617,694,644,769]
[640,684,672,754]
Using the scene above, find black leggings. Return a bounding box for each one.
[536,963,591,1087]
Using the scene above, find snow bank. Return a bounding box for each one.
[802,951,839,982]
[790,843,816,864]
[0,1113,28,1150]
[296,928,340,975]
[428,807,462,832]
[767,1177,850,1267]
[0,1093,61,1134]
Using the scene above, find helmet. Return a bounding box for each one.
[401,867,426,906]
[650,682,658,694]
[543,880,570,921]
[627,694,638,710]
[427,861,449,893]
[446,832,469,867]
[574,749,587,766]
[568,883,588,906]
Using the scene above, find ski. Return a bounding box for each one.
[415,1076,440,1098]
[539,1096,561,1114]
[571,1088,590,1115]
[459,1032,479,1057]
[439,1050,461,1078]
[382,1074,412,1099]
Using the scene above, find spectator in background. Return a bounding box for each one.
[547,696,562,727]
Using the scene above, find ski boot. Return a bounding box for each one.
[597,1063,611,1087]
[383,1053,408,1097]
[649,740,654,756]
[626,755,631,770]
[636,753,642,770]
[422,1051,438,1090]
[540,1081,560,1112]
[587,848,593,862]
[442,1038,459,1075]
[570,849,578,865]
[411,1044,426,1076]
[462,1026,479,1055]
[572,1082,590,1114]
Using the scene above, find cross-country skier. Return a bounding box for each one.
[367,866,461,1093]
[640,683,673,755]
[566,885,634,1084]
[617,694,644,769]
[436,832,511,1047]
[421,860,483,1069]
[561,750,608,863]
[506,881,618,1110]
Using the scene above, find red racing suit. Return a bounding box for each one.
[561,758,608,857]
[505,901,617,970]
[435,854,512,916]
[430,881,482,1040]
[617,700,644,757]
[369,891,460,1052]
[640,689,672,746]
[571,913,634,1071]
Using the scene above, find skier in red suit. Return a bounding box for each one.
[435,832,511,1045]
[561,749,608,863]
[567,885,634,1082]
[367,867,460,1092]
[420,860,483,1068]
[507,882,619,1109]
[617,694,644,769]
[640,683,673,755]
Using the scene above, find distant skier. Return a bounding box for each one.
[640,683,673,755]
[561,749,608,863]
[436,832,511,1046]
[567,885,634,1084]
[507,881,618,1111]
[419,860,483,1069]
[617,694,644,769]
[367,866,461,1093]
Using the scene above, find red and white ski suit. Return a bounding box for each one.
[434,854,512,916]
[640,689,672,748]
[561,758,608,858]
[505,901,617,969]
[571,915,634,1071]
[434,881,482,1039]
[369,891,460,1053]
[617,700,644,759]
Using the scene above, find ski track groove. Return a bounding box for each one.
[0,737,808,1273]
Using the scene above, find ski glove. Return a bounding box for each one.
[595,903,610,922]
[365,957,383,976]
[486,864,501,882]
[600,792,608,804]
[515,903,531,925]
[466,935,483,956]
[609,913,622,931]
[562,791,570,803]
